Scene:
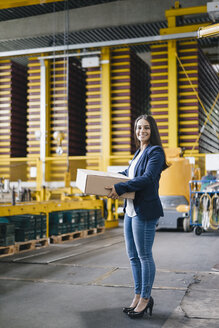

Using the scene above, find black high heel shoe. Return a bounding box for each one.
[122,306,136,314]
[128,296,154,319]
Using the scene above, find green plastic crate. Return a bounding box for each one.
[0,223,15,237]
[0,235,15,246]
[15,229,35,242]
[49,212,64,224]
[9,215,35,230]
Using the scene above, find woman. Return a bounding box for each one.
[105,114,168,319]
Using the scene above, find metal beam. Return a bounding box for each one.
[0,0,208,41]
[38,51,101,60]
[0,31,198,58]
[165,5,207,17]
[160,23,210,35]
[0,0,63,10]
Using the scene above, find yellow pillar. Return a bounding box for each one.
[45,59,51,181]
[167,3,178,148]
[36,158,42,189]
[101,47,118,228]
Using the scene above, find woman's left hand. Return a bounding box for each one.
[105,185,119,199]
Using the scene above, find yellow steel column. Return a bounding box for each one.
[167,3,178,148]
[44,59,51,182]
[101,47,118,228]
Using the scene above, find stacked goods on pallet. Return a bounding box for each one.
[178,41,200,154]
[49,212,67,235]
[49,209,104,236]
[150,44,169,148]
[27,57,41,180]
[9,214,46,242]
[0,60,27,179]
[85,65,101,170]
[0,223,15,246]
[111,48,150,163]
[197,46,219,153]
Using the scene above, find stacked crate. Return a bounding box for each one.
[0,60,27,178]
[150,44,169,147]
[49,209,104,236]
[0,223,15,246]
[9,214,47,242]
[49,211,66,235]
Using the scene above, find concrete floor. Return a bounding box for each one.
[0,223,219,328]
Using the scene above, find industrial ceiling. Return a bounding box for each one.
[0,0,218,65]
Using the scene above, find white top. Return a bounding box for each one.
[126,149,144,217]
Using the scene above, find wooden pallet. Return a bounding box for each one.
[14,238,49,253]
[83,226,105,238]
[0,245,15,257]
[50,226,105,244]
[50,230,85,244]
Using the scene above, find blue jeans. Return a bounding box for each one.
[124,214,158,299]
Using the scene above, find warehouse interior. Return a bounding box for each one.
[0,1,219,327]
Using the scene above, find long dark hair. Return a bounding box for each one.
[134,114,169,170]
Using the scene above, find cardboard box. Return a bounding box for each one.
[76,169,135,199]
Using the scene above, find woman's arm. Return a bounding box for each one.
[114,147,165,195]
[105,185,119,199]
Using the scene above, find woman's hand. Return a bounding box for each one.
[105,185,119,199]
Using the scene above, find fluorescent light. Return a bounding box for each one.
[198,23,219,38]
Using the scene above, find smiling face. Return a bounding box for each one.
[136,118,151,148]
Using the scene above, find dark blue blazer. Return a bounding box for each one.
[114,144,165,220]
